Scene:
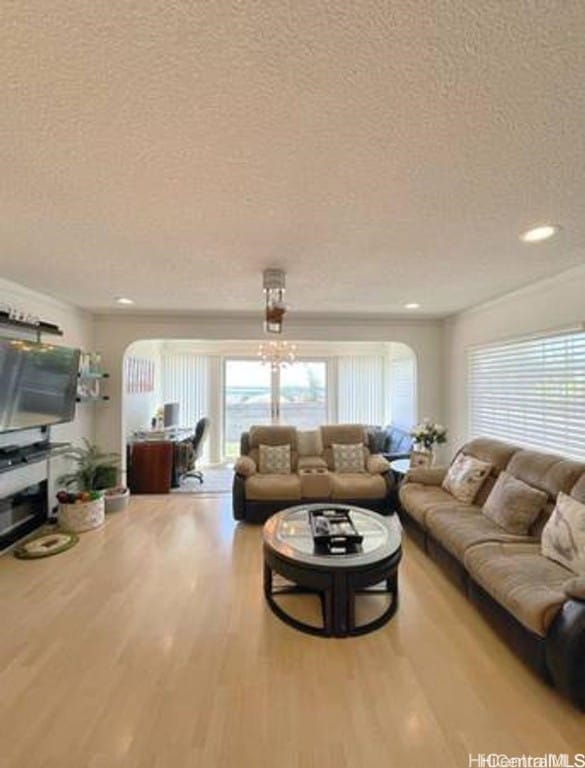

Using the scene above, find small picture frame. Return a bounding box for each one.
[410,450,432,469]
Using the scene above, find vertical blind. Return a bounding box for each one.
[161,353,209,438]
[468,329,585,461]
[337,356,385,425]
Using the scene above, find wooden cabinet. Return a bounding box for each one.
[128,441,174,494]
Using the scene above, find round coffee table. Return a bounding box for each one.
[263,503,402,637]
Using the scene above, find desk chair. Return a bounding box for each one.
[182,417,210,484]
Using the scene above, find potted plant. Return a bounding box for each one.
[57,440,129,529]
[58,439,120,491]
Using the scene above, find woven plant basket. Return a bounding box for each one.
[58,497,105,533]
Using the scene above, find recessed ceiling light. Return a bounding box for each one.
[115,297,135,305]
[405,303,420,310]
[520,224,560,243]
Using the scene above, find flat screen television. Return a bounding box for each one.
[0,338,81,433]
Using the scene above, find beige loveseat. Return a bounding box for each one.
[399,437,585,706]
[232,424,396,523]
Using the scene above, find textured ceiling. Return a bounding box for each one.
[1,0,584,317]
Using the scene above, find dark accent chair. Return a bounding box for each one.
[180,417,210,484]
[372,424,413,461]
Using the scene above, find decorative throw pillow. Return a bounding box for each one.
[482,471,547,535]
[542,492,585,575]
[442,453,492,504]
[332,443,365,473]
[258,444,291,475]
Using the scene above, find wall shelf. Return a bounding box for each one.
[77,352,109,403]
[0,312,63,337]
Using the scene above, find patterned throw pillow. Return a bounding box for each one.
[332,443,365,473]
[541,492,585,575]
[258,444,291,474]
[482,471,547,535]
[442,453,492,504]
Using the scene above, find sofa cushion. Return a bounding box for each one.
[463,541,571,636]
[321,424,367,447]
[461,438,518,473]
[297,429,323,457]
[442,453,492,504]
[259,444,291,474]
[249,425,297,449]
[541,492,585,575]
[332,443,366,473]
[398,483,462,527]
[506,450,584,501]
[482,471,548,535]
[426,507,535,562]
[330,473,387,500]
[245,474,302,501]
[297,455,328,470]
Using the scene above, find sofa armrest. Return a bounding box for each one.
[546,599,585,706]
[404,466,447,486]
[234,455,257,477]
[565,577,585,602]
[366,454,392,475]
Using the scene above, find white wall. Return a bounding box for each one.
[94,312,445,463]
[444,264,585,456]
[123,340,162,436]
[0,277,95,503]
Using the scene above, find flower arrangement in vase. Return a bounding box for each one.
[410,418,447,459]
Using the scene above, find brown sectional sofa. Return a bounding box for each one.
[399,437,585,706]
[232,424,396,523]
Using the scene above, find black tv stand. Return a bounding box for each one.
[0,427,71,550]
[0,442,69,475]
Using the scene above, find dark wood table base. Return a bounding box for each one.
[263,544,402,638]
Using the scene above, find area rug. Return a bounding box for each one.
[172,465,233,495]
[14,530,79,559]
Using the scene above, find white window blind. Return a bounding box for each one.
[337,356,385,425]
[468,329,585,461]
[161,353,209,436]
[390,356,416,429]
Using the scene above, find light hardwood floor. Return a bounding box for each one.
[0,495,583,768]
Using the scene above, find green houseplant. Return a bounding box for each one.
[58,439,121,491]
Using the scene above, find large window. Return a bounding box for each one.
[280,361,327,427]
[224,360,272,458]
[468,329,585,460]
[223,359,328,458]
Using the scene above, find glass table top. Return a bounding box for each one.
[263,503,402,568]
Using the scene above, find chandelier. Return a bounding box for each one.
[258,340,296,371]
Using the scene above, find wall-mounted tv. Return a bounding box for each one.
[0,338,81,433]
